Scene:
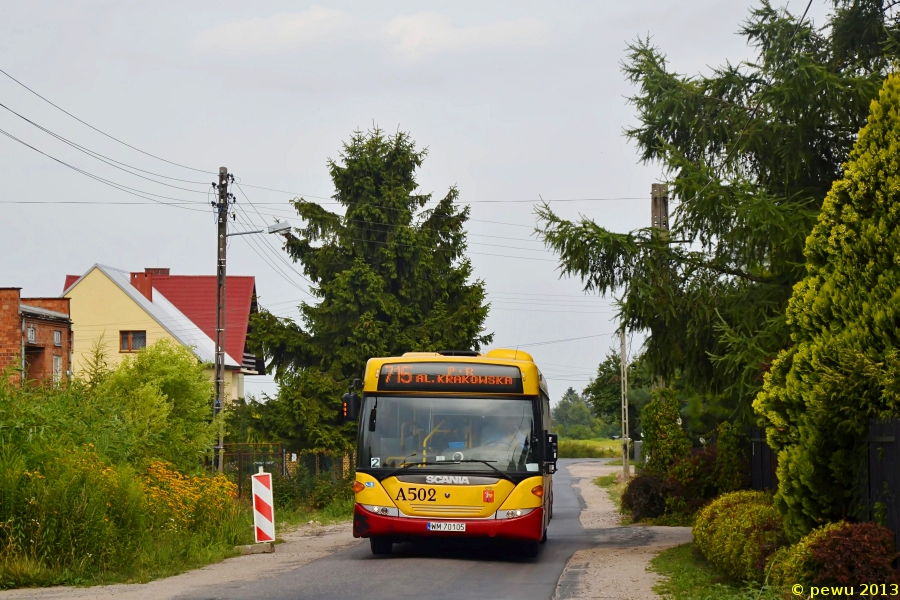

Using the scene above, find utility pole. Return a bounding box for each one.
[651,183,669,390]
[213,166,232,473]
[621,326,630,481]
[651,183,669,231]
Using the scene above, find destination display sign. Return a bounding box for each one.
[377,362,524,393]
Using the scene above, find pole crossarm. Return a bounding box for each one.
[226,229,265,237]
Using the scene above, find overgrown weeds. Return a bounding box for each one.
[0,342,247,588]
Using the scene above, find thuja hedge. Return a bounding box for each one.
[755,73,900,540]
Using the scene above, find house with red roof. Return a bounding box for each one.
[63,265,264,401]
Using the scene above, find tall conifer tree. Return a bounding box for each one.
[248,129,492,450]
[538,1,899,423]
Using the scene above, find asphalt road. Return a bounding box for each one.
[179,459,605,600]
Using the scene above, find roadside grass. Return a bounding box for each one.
[651,544,782,600]
[558,438,620,458]
[276,495,355,532]
[593,474,631,524]
[593,473,618,487]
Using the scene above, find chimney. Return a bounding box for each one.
[144,268,170,276]
[130,272,153,301]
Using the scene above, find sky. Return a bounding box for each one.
[0,0,831,402]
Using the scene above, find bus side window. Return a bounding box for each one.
[541,392,551,430]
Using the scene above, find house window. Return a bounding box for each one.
[120,331,147,352]
[54,330,62,346]
[27,326,35,343]
[53,355,62,383]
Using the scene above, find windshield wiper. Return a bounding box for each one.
[380,459,513,483]
[450,459,515,483]
[381,459,447,479]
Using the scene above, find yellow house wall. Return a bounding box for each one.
[66,268,174,376]
[66,267,247,403]
[203,368,244,403]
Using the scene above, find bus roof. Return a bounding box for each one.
[363,349,548,396]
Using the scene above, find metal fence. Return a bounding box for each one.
[218,443,286,499]
[216,444,354,499]
[861,419,900,551]
[750,427,778,491]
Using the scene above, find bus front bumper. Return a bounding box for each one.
[352,503,544,542]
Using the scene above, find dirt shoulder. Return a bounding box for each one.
[555,461,692,600]
[0,522,359,600]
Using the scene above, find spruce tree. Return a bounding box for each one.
[248,128,492,451]
[537,1,898,424]
[755,73,900,540]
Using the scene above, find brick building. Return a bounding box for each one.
[0,288,73,385]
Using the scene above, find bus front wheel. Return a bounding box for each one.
[370,537,393,555]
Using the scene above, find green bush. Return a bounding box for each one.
[0,341,246,588]
[621,473,679,521]
[713,422,745,494]
[95,340,216,473]
[566,424,594,440]
[641,388,691,473]
[754,72,900,541]
[770,521,899,587]
[768,522,843,587]
[694,491,787,583]
[623,421,747,522]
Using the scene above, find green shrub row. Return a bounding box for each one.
[694,491,900,586]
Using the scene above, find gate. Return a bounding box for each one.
[863,419,900,550]
[750,427,777,491]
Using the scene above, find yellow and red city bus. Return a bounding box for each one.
[345,349,558,557]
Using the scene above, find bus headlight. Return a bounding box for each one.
[361,504,398,517]
[496,508,534,519]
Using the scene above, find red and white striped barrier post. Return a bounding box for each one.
[252,468,275,543]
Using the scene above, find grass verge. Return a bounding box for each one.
[651,543,782,600]
[276,496,355,532]
[592,474,631,524]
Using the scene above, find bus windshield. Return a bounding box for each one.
[358,396,539,473]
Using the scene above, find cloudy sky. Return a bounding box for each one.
[0,1,830,401]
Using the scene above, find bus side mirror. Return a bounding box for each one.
[544,432,558,474]
[342,392,360,422]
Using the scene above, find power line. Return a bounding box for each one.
[510,332,616,348]
[232,184,318,288]
[230,211,315,297]
[0,67,215,174]
[0,101,212,186]
[0,126,208,213]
